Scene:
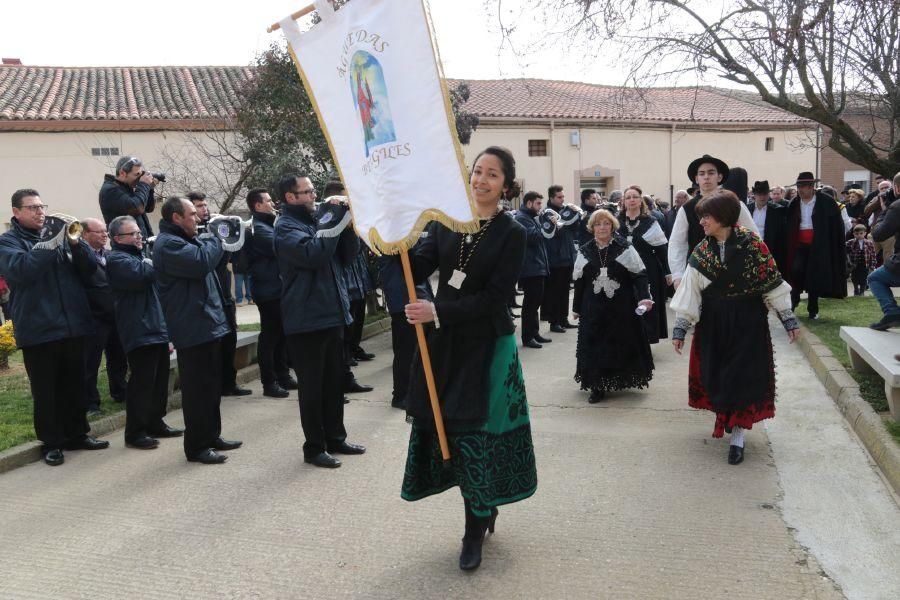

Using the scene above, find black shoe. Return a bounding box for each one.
[212,438,243,451]
[870,314,900,331]
[329,441,366,455]
[523,339,543,349]
[353,347,375,361]
[126,435,159,450]
[64,436,110,451]
[343,396,350,404]
[534,334,552,343]
[222,386,252,396]
[589,389,606,403]
[728,445,745,465]
[278,376,299,390]
[345,380,374,394]
[808,314,819,321]
[562,320,578,329]
[349,358,359,367]
[305,451,341,468]
[263,383,290,398]
[187,449,227,464]
[43,449,64,466]
[549,324,566,333]
[147,424,184,438]
[459,537,483,571]
[391,400,407,410]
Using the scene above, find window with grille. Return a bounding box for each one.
[528,139,548,157]
[91,147,120,156]
[764,137,774,151]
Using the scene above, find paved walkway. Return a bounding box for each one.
[0,309,898,599]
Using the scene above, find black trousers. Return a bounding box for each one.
[851,262,869,294]
[221,303,238,390]
[256,298,290,386]
[519,276,545,342]
[22,337,89,451]
[344,298,367,355]
[84,318,127,409]
[286,326,347,459]
[390,311,417,405]
[176,339,223,458]
[789,245,820,316]
[125,343,170,441]
[541,265,574,325]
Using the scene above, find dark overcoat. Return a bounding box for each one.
[785,192,848,298]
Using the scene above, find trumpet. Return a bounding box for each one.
[34,213,83,251]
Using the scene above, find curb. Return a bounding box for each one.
[0,321,391,476]
[797,323,900,496]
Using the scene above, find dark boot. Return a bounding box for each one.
[459,500,497,571]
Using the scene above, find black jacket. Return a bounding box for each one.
[514,206,549,278]
[82,247,116,323]
[750,202,788,273]
[106,242,168,354]
[0,218,96,348]
[99,175,156,247]
[872,195,900,276]
[245,211,281,303]
[543,205,577,268]
[152,220,229,349]
[575,204,597,246]
[785,192,848,298]
[406,212,526,427]
[378,242,434,314]
[274,203,358,335]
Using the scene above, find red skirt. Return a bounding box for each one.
[688,317,776,438]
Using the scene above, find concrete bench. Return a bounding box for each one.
[167,331,260,395]
[839,326,900,420]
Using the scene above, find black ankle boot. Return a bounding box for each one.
[459,501,497,571]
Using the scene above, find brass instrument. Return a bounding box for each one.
[34,214,83,251]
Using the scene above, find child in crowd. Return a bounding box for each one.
[846,224,877,296]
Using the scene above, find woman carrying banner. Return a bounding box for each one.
[670,190,800,466]
[573,209,655,402]
[402,146,537,571]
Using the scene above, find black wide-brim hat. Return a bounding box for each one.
[687,154,730,183]
[794,171,819,185]
[751,180,770,194]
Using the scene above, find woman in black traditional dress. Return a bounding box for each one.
[401,146,537,571]
[671,190,800,465]
[618,185,671,343]
[573,209,655,403]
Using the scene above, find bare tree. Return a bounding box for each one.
[499,0,900,176]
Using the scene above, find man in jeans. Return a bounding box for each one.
[868,173,900,331]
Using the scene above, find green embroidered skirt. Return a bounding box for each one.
[401,334,538,518]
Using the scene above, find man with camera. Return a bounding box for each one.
[153,196,242,464]
[187,192,251,398]
[274,174,365,469]
[868,173,900,331]
[99,156,161,252]
[0,189,109,466]
[106,216,183,449]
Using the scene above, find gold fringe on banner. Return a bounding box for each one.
[281,0,479,256]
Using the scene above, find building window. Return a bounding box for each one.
[528,139,548,157]
[764,137,774,151]
[91,147,120,157]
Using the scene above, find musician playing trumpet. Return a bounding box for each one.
[514,191,554,349]
[0,189,110,466]
[542,185,582,333]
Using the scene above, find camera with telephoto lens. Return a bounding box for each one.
[151,172,167,182]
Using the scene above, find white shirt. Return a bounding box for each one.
[799,197,816,230]
[752,204,767,238]
[669,200,759,283]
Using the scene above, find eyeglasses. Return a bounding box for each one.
[19,204,48,212]
[115,231,143,239]
[291,189,316,196]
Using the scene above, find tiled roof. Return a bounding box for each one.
[450,78,811,125]
[0,65,252,126]
[0,65,808,129]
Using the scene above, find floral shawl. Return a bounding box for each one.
[687,226,783,297]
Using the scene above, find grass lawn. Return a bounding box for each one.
[797,295,900,444]
[0,350,124,452]
[237,309,389,333]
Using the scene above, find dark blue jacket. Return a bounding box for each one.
[99,175,156,249]
[274,203,358,335]
[343,242,374,302]
[106,242,168,354]
[543,205,577,268]
[245,211,281,302]
[0,218,96,348]
[514,207,550,278]
[152,220,229,349]
[378,234,434,314]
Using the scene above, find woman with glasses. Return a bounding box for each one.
[402,146,537,572]
[671,190,799,466]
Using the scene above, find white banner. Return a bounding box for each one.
[278,0,477,253]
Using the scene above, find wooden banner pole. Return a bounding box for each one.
[399,249,451,461]
[267,3,315,33]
